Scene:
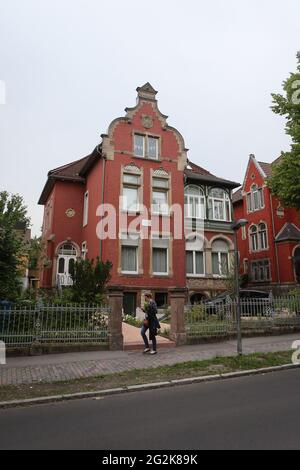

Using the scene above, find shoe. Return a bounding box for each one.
[143,348,151,354]
[150,351,157,355]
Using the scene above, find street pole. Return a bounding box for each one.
[233,229,242,356]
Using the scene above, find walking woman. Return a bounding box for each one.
[141,293,160,355]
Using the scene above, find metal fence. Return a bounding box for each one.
[185,295,300,341]
[0,304,110,349]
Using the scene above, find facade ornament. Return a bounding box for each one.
[66,208,76,218]
[141,115,154,129]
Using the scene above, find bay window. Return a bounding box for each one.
[208,188,231,222]
[184,186,206,219]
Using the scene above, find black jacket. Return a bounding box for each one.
[146,300,161,338]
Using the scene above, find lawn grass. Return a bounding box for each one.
[0,350,293,403]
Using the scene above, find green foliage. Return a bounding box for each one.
[268,52,300,210]
[0,191,30,301]
[288,288,300,297]
[123,315,143,328]
[28,237,43,270]
[224,261,246,292]
[69,257,112,303]
[188,303,207,322]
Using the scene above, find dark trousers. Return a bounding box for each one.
[141,325,157,352]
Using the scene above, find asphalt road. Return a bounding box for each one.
[1,369,300,450]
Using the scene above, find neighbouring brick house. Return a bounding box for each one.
[233,154,300,292]
[39,83,239,312]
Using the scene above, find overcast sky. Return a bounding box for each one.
[0,0,299,236]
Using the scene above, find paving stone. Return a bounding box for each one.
[0,333,297,386]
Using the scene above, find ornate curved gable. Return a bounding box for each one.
[101,83,188,171]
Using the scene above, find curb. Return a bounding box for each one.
[0,363,299,410]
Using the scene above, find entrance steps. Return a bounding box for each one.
[122,322,175,351]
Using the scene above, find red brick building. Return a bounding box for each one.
[233,154,300,291]
[39,83,239,312]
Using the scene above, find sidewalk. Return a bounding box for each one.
[0,333,298,386]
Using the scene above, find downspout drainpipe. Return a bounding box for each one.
[270,192,280,284]
[99,147,106,263]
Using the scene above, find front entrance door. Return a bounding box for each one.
[123,293,137,316]
[295,248,300,284]
[57,243,77,286]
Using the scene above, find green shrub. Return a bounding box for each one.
[288,288,300,297]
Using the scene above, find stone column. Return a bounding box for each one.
[170,288,187,346]
[108,287,124,351]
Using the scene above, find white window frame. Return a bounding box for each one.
[153,247,169,276]
[134,133,159,160]
[250,225,259,252]
[147,136,159,160]
[83,191,89,227]
[247,185,265,213]
[212,251,230,277]
[211,239,230,277]
[258,223,268,250]
[186,250,205,277]
[121,245,139,275]
[152,177,169,215]
[184,186,206,220]
[134,134,145,158]
[122,172,140,213]
[81,241,87,260]
[208,188,231,222]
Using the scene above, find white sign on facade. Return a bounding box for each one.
[0,341,6,365]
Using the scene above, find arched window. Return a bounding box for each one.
[250,226,259,252]
[212,239,229,276]
[208,188,231,222]
[186,235,205,276]
[56,243,77,287]
[184,186,206,219]
[58,244,77,256]
[258,223,268,250]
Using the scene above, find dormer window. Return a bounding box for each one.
[134,134,159,159]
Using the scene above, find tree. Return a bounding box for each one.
[69,258,112,303]
[268,52,300,210]
[0,192,30,301]
[28,236,44,270]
